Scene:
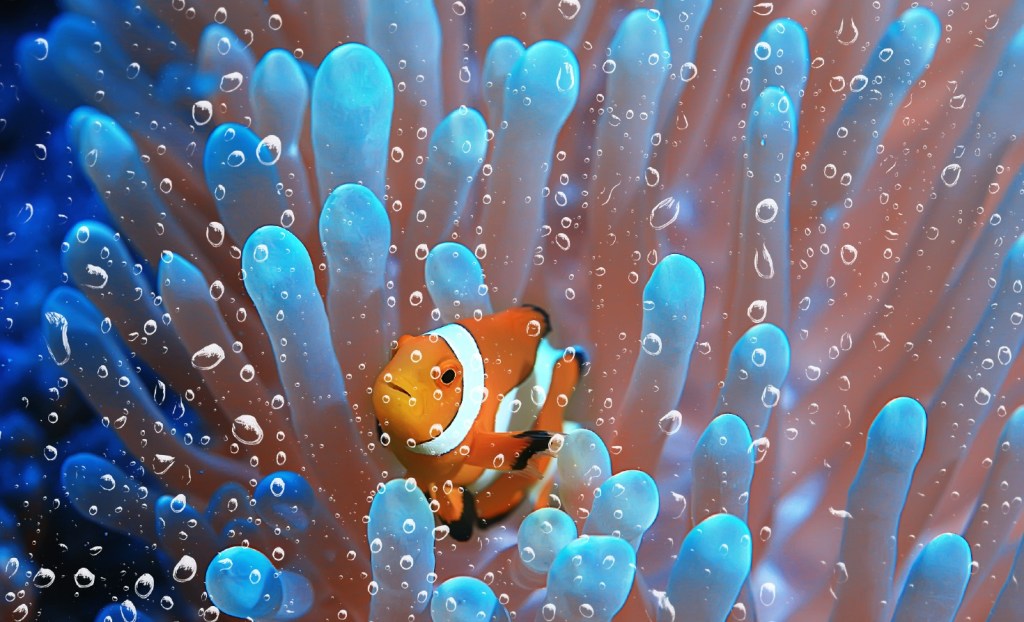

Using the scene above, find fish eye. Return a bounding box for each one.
[440,369,457,385]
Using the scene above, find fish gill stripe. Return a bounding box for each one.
[492,338,559,435]
[408,322,485,456]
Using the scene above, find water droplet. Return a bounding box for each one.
[43,311,71,366]
[650,197,680,230]
[556,61,576,92]
[839,244,858,265]
[558,0,581,19]
[219,71,244,93]
[829,507,853,519]
[172,555,197,582]
[836,18,859,45]
[135,573,155,598]
[226,150,246,167]
[256,135,282,165]
[153,454,176,475]
[31,37,49,60]
[754,244,774,279]
[754,41,772,61]
[641,333,663,356]
[542,603,557,621]
[79,264,108,290]
[747,300,768,323]
[232,415,265,445]
[191,344,225,370]
[659,410,682,435]
[192,100,213,126]
[941,163,962,187]
[755,198,778,223]
[206,222,226,247]
[74,567,96,588]
[33,568,55,589]
[169,494,187,513]
[679,62,698,82]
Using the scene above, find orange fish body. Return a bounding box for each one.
[372,305,583,540]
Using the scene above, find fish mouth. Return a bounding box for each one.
[384,381,412,397]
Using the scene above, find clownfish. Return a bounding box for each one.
[372,305,584,541]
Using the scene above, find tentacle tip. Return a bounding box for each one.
[894,6,941,52]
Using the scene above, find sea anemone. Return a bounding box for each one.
[11,0,1024,620]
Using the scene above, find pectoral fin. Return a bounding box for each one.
[467,430,555,471]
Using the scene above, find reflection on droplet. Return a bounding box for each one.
[256,135,282,165]
[659,410,682,435]
[941,163,962,187]
[172,555,197,582]
[219,71,244,93]
[31,37,49,60]
[641,332,663,356]
[192,100,214,126]
[33,568,55,589]
[557,61,576,92]
[43,311,71,366]
[755,198,778,223]
[135,573,155,598]
[232,415,265,445]
[191,343,226,370]
[650,197,680,230]
[557,0,581,19]
[747,300,768,324]
[74,567,96,588]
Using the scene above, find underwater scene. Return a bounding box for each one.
[2,0,1024,620]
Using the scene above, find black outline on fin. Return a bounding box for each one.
[447,488,477,542]
[511,430,554,470]
[521,304,551,337]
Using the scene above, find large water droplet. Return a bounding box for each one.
[43,311,71,365]
[191,344,226,370]
[650,197,680,230]
[232,414,265,446]
[135,573,155,598]
[192,100,214,126]
[219,72,244,93]
[74,567,96,588]
[172,555,197,582]
[557,0,581,19]
[33,568,55,589]
[659,410,682,435]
